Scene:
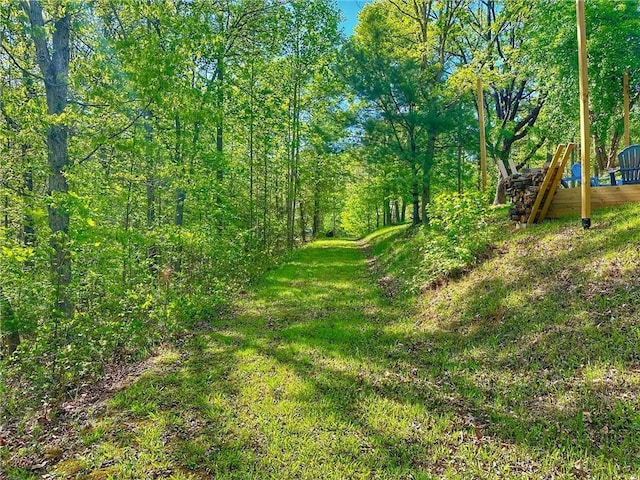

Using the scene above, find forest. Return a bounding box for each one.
[1,0,640,478]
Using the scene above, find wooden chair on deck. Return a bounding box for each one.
[610,145,640,185]
[561,163,600,187]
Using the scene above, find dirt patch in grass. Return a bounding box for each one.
[0,345,185,475]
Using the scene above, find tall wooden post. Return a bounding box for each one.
[477,77,487,192]
[624,71,630,148]
[576,0,591,229]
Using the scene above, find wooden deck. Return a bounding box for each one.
[546,184,640,218]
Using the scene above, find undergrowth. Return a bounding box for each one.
[364,191,508,295]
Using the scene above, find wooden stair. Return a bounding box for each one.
[527,143,575,225]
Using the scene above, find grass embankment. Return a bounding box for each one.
[3,203,640,479]
[366,205,640,478]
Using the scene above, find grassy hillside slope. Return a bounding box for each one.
[365,203,640,476]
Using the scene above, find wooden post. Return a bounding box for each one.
[576,0,591,229]
[624,71,630,148]
[477,77,488,192]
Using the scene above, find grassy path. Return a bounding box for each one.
[46,238,424,479]
[18,233,640,479]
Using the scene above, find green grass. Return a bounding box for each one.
[4,205,640,479]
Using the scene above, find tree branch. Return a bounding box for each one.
[78,100,151,164]
[0,43,43,81]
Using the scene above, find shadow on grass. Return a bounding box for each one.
[44,215,640,478]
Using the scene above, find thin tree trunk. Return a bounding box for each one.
[384,198,391,226]
[263,138,269,247]
[175,190,186,227]
[287,75,301,249]
[412,180,420,225]
[286,89,294,247]
[383,196,388,226]
[249,60,255,238]
[25,1,72,319]
[0,286,19,357]
[146,174,158,276]
[122,157,134,285]
[312,182,321,239]
[332,197,336,234]
[3,195,8,235]
[144,117,158,276]
[174,114,185,272]
[299,201,306,242]
[23,165,35,250]
[457,144,463,194]
[421,135,436,224]
[216,56,224,183]
[493,170,507,205]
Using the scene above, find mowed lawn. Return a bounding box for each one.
[8,215,640,479]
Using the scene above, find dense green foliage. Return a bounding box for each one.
[528,0,640,172]
[338,0,640,214]
[0,0,344,415]
[363,190,501,294]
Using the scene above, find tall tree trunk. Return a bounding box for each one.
[383,196,389,226]
[22,147,36,251]
[312,182,321,239]
[457,144,463,194]
[332,197,336,234]
[421,180,431,224]
[287,77,300,249]
[25,1,72,319]
[146,175,158,276]
[299,201,306,243]
[249,60,255,239]
[3,195,8,235]
[263,138,269,247]
[122,157,134,285]
[412,181,420,225]
[215,55,225,233]
[411,161,420,225]
[1,200,20,354]
[286,91,294,247]
[174,113,185,229]
[216,56,224,183]
[173,114,185,272]
[144,116,158,276]
[421,135,436,225]
[175,190,186,228]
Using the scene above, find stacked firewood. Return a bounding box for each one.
[505,165,548,223]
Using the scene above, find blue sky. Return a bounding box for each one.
[337,0,372,36]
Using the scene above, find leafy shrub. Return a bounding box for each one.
[421,190,495,283]
[368,191,505,295]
